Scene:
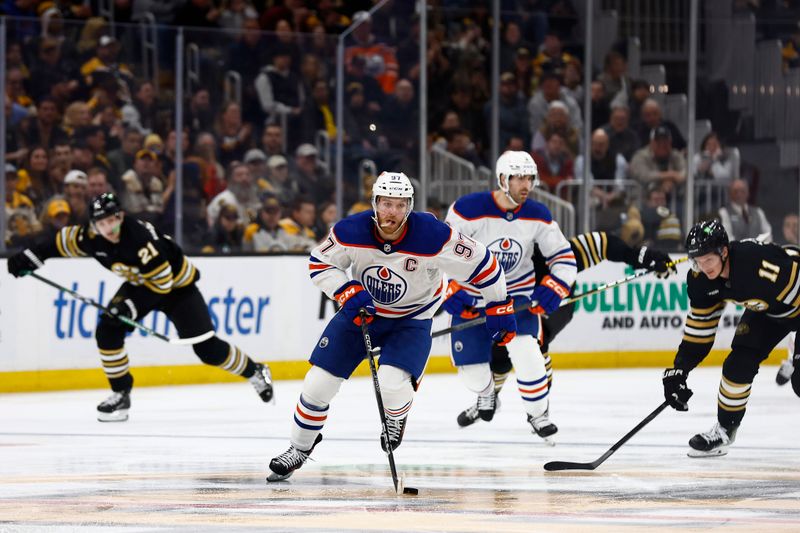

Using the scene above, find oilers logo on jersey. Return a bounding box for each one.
[361,265,408,305]
[487,237,523,273]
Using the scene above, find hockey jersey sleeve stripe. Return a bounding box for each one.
[685,318,720,329]
[506,268,536,286]
[682,333,716,344]
[545,246,574,261]
[690,303,725,316]
[684,325,717,337]
[466,250,492,282]
[570,236,591,270]
[470,255,499,285]
[473,269,503,289]
[143,261,171,279]
[779,262,800,305]
[777,261,799,302]
[65,227,83,257]
[584,233,602,265]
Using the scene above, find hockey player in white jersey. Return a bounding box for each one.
[267,171,516,481]
[443,151,577,443]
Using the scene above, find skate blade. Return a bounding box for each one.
[97,409,129,422]
[687,446,728,458]
[266,469,293,483]
[542,436,556,447]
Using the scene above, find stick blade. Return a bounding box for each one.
[543,460,596,472]
[403,487,419,495]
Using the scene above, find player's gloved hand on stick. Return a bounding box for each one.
[662,367,693,411]
[106,297,138,321]
[530,275,570,314]
[485,297,517,346]
[442,280,479,319]
[334,280,375,325]
[7,249,44,278]
[638,246,677,279]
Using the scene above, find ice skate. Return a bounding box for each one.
[527,410,557,446]
[249,363,274,402]
[776,357,795,386]
[97,390,130,422]
[381,416,408,452]
[267,434,323,482]
[688,423,737,457]
[456,393,501,427]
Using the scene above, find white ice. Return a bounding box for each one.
[1,367,800,532]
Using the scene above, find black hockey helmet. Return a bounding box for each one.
[686,219,729,259]
[89,192,122,222]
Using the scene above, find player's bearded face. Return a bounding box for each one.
[508,174,535,203]
[94,214,123,243]
[693,250,725,279]
[375,197,410,233]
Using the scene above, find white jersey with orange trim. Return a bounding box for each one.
[309,210,508,319]
[445,191,577,305]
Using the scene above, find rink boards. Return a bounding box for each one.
[0,256,786,392]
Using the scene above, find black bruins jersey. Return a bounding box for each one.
[675,240,800,371]
[33,217,199,303]
[534,231,643,278]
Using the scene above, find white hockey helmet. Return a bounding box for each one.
[372,171,415,226]
[495,150,540,198]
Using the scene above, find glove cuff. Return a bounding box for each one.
[541,275,570,299]
[334,280,365,306]
[485,297,514,316]
[24,249,45,269]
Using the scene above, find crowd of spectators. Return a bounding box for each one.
[2,0,776,256]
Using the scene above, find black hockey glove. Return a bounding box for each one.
[106,297,138,322]
[663,368,693,411]
[7,249,44,278]
[637,246,676,279]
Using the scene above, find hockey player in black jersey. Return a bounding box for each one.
[662,219,800,456]
[455,231,676,427]
[7,193,274,421]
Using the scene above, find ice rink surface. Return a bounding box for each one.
[1,366,799,532]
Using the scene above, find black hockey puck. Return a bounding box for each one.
[403,487,419,495]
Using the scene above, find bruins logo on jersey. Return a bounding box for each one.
[726,298,769,312]
[111,262,144,284]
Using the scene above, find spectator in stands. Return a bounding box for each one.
[444,127,483,168]
[532,100,580,157]
[528,71,582,141]
[186,88,214,134]
[204,203,244,255]
[589,80,611,131]
[574,129,628,209]
[597,51,631,108]
[500,21,532,73]
[299,53,328,98]
[254,45,305,148]
[380,79,419,159]
[16,145,50,208]
[80,35,134,99]
[39,196,72,237]
[161,128,190,178]
[63,170,90,225]
[226,16,268,116]
[87,167,114,197]
[132,81,159,133]
[78,125,111,170]
[563,59,584,105]
[694,131,741,181]
[532,32,575,82]
[532,131,574,194]
[314,201,338,241]
[70,137,96,173]
[603,104,639,161]
[244,148,269,188]
[260,123,287,159]
[445,83,485,152]
[485,72,531,150]
[194,132,226,201]
[640,183,683,252]
[279,196,318,252]
[5,67,33,112]
[219,0,258,32]
[291,143,334,206]
[345,10,399,95]
[144,133,164,156]
[781,213,799,245]
[719,178,772,241]
[345,54,385,114]
[63,101,91,136]
[628,126,687,196]
[635,98,686,150]
[28,38,79,103]
[207,161,260,228]
[107,127,143,186]
[94,104,124,152]
[343,82,380,164]
[119,149,165,225]
[243,194,292,253]
[512,47,535,99]
[302,78,336,142]
[628,79,651,131]
[216,101,253,167]
[4,163,39,243]
[265,154,298,207]
[21,96,68,150]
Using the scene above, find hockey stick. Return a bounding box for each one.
[543,401,669,471]
[359,309,419,496]
[431,257,688,339]
[27,272,215,346]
